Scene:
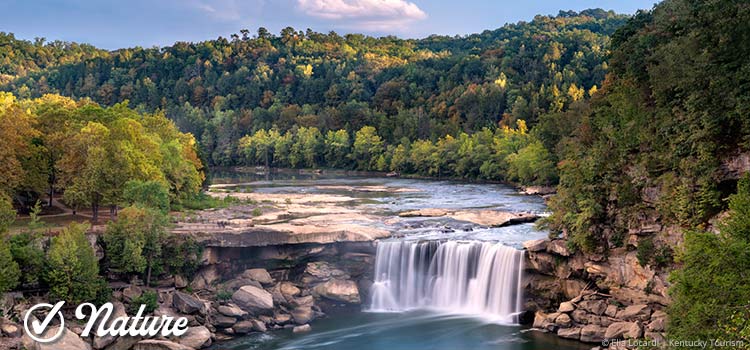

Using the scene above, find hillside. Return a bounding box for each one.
[1,10,626,169]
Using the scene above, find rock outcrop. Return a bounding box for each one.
[313,279,361,304]
[524,238,668,346]
[232,285,274,314]
[398,209,538,227]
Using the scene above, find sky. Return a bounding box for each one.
[1,0,660,50]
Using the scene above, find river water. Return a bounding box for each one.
[209,170,585,350]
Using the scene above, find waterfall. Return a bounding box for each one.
[369,240,525,324]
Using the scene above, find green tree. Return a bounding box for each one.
[669,175,750,343]
[353,126,384,170]
[9,201,45,287]
[389,144,408,172]
[505,140,557,185]
[0,195,20,293]
[122,180,170,212]
[45,222,105,304]
[103,206,168,285]
[324,129,351,168]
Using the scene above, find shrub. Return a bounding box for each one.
[668,175,750,342]
[217,289,232,302]
[45,222,106,304]
[129,291,158,314]
[636,237,655,267]
[0,237,20,294]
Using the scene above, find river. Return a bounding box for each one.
[209,170,586,350]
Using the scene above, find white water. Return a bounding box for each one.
[370,240,525,324]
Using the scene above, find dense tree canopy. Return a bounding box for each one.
[0,11,626,169]
[0,93,204,216]
[543,0,750,252]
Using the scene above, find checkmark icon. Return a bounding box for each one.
[24,301,66,343]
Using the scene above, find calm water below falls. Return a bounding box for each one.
[212,310,588,350]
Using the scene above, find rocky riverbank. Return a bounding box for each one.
[1,240,374,350]
[522,238,670,348]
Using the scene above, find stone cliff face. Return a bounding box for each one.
[522,238,671,345]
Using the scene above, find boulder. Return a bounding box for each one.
[533,311,548,329]
[578,300,607,316]
[292,306,314,324]
[233,320,254,334]
[558,301,575,313]
[274,313,293,325]
[267,284,287,305]
[99,335,141,350]
[293,324,311,333]
[132,340,194,350]
[580,324,606,343]
[280,282,301,298]
[175,275,188,289]
[122,285,143,302]
[222,278,263,292]
[561,280,587,300]
[241,269,274,285]
[313,279,361,304]
[218,304,248,318]
[521,186,556,196]
[232,285,274,313]
[23,326,92,350]
[604,304,618,318]
[292,295,314,307]
[547,240,571,256]
[570,309,590,324]
[555,313,572,327]
[1,319,22,337]
[605,322,642,340]
[523,239,548,252]
[647,311,666,332]
[615,304,651,321]
[526,252,556,275]
[173,292,204,314]
[251,319,267,332]
[174,326,212,349]
[301,262,350,285]
[93,301,128,349]
[532,311,558,331]
[557,327,581,340]
[191,265,220,290]
[213,315,237,328]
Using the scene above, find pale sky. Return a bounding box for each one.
[0,0,659,49]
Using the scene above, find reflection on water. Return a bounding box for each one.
[211,310,588,350]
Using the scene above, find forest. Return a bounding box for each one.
[1,9,625,174]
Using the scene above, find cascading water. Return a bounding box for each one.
[369,240,525,324]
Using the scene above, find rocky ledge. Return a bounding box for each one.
[173,191,391,247]
[398,209,539,227]
[522,238,668,347]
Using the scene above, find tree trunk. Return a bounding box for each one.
[146,264,152,287]
[48,185,54,207]
[92,202,99,222]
